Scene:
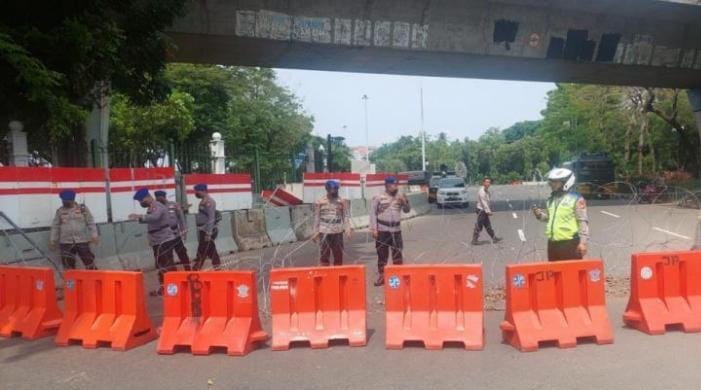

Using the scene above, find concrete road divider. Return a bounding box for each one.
[215,211,238,254]
[232,209,273,251]
[624,250,701,334]
[350,199,369,229]
[290,204,315,241]
[264,206,297,245]
[0,265,63,340]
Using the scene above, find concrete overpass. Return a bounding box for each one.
[167,0,701,88]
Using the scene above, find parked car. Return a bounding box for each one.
[436,177,469,208]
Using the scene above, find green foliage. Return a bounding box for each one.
[0,0,187,159]
[373,84,699,184]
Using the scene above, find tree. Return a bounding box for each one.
[0,0,187,164]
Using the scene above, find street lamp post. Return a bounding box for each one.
[362,94,369,161]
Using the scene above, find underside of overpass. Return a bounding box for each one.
[166,0,701,88]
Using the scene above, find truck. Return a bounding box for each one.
[562,153,616,198]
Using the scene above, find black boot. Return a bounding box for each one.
[374,273,385,286]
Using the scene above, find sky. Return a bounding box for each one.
[275,68,555,147]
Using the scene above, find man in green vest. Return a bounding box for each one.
[532,168,590,261]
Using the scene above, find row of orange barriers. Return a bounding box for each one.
[2,249,701,354]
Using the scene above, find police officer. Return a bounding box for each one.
[155,190,191,271]
[313,180,352,266]
[472,177,502,245]
[129,188,177,296]
[532,168,590,261]
[369,176,410,286]
[49,189,98,270]
[193,184,221,270]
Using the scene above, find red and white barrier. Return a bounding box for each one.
[262,188,303,207]
[183,174,252,213]
[110,168,176,222]
[0,167,107,229]
[303,173,362,203]
[364,173,409,200]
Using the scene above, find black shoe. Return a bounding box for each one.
[471,240,479,245]
[374,275,385,286]
[492,237,503,243]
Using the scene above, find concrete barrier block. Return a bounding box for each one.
[94,223,122,269]
[290,204,315,241]
[264,206,297,245]
[350,199,369,229]
[232,209,273,251]
[215,211,238,254]
[112,221,153,271]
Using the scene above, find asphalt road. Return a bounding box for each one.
[2,185,701,389]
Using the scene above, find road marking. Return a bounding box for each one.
[517,229,526,242]
[600,211,621,218]
[512,212,518,219]
[652,227,691,240]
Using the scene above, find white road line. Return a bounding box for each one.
[600,210,621,218]
[517,229,526,242]
[512,212,518,219]
[652,227,692,240]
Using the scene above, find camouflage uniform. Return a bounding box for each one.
[50,204,98,270]
[163,200,191,270]
[138,201,177,286]
[369,191,411,274]
[194,195,220,270]
[314,195,350,266]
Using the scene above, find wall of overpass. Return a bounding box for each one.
[166,0,701,88]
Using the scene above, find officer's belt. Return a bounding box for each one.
[377,219,401,227]
[148,225,171,234]
[321,217,342,223]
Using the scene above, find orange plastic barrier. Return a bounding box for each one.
[384,264,484,350]
[158,271,268,355]
[55,270,157,351]
[0,266,62,340]
[270,265,366,350]
[623,251,701,334]
[500,259,613,352]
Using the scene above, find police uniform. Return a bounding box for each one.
[369,177,410,284]
[155,190,191,271]
[314,191,350,266]
[193,184,220,270]
[50,190,98,270]
[537,191,590,261]
[133,188,177,289]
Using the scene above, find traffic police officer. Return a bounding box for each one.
[193,184,221,270]
[155,190,191,271]
[369,176,410,286]
[49,189,98,270]
[129,188,177,296]
[532,168,590,261]
[313,180,352,266]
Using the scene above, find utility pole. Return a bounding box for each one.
[326,134,333,172]
[420,86,426,172]
[362,94,369,161]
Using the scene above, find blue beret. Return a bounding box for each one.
[59,189,76,201]
[154,190,167,198]
[385,176,398,184]
[194,183,207,191]
[325,180,339,189]
[133,188,150,201]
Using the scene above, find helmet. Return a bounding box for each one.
[546,168,576,191]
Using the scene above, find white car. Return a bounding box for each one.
[436,177,469,208]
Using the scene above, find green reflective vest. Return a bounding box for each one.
[546,192,579,241]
